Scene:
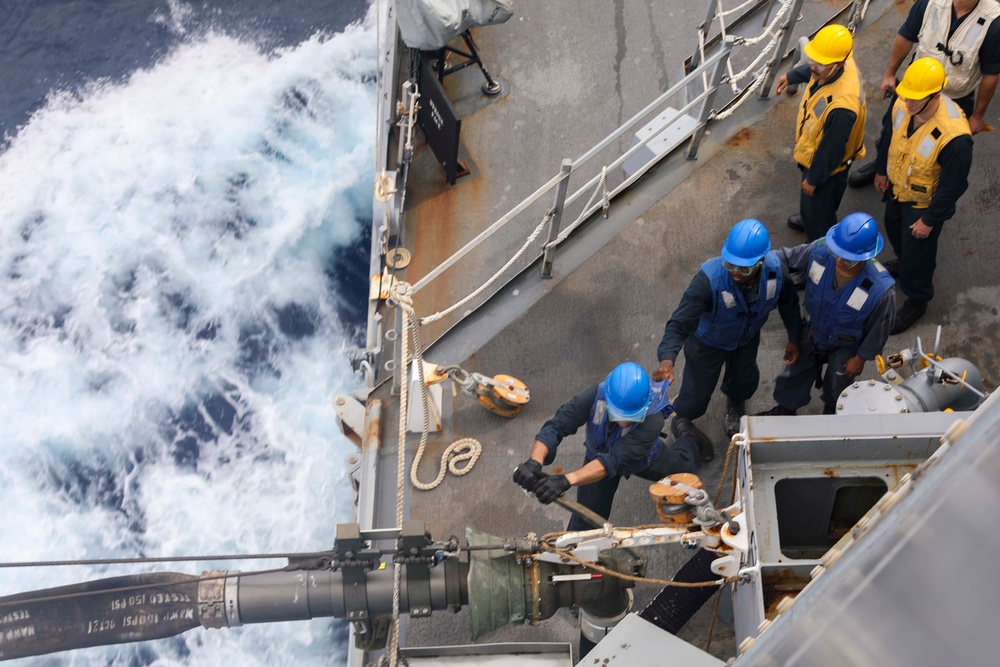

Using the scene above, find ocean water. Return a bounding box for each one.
[0,0,373,664]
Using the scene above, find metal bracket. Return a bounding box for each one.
[333,524,382,622]
[398,520,434,617]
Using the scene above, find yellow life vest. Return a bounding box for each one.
[915,0,1000,99]
[793,57,867,176]
[886,96,971,208]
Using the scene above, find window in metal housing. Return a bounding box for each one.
[774,477,888,560]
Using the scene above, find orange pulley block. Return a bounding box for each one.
[649,473,704,526]
[475,374,530,418]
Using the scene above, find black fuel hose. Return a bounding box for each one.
[0,573,200,660]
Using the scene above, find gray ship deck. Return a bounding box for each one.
[363,0,1000,662]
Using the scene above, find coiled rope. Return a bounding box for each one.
[390,281,484,491]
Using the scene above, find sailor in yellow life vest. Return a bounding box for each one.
[850,0,1000,188]
[775,24,867,242]
[874,57,973,334]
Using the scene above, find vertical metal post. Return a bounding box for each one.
[686,0,720,74]
[687,36,735,161]
[540,159,573,279]
[757,0,806,99]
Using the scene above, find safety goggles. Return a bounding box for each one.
[831,253,861,269]
[607,404,648,424]
[807,59,840,75]
[722,259,762,276]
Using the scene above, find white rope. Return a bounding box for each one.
[391,282,485,490]
[707,0,794,114]
[712,70,769,121]
[382,279,410,667]
[419,215,551,325]
[737,0,792,47]
[717,1,737,89]
[847,0,873,33]
[410,437,483,490]
[543,165,609,249]
[698,29,710,91]
[726,27,783,85]
[704,0,792,92]
[718,0,758,18]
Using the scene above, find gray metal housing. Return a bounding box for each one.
[731,406,1000,665]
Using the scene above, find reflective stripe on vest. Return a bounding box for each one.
[915,0,1000,99]
[803,242,895,350]
[695,253,784,351]
[886,96,971,208]
[587,380,673,476]
[793,57,867,174]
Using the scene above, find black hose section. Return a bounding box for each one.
[638,549,720,634]
[0,573,201,661]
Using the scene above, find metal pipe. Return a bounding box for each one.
[232,567,461,625]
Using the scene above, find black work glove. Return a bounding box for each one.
[534,475,571,505]
[513,459,543,492]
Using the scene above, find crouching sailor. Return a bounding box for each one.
[512,362,706,532]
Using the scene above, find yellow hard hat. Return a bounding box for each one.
[804,25,853,65]
[896,57,947,99]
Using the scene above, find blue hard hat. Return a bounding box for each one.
[826,212,883,262]
[721,219,771,266]
[604,362,652,423]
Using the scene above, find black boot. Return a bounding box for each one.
[787,214,804,232]
[822,403,837,415]
[848,161,877,188]
[671,416,715,463]
[724,398,745,437]
[891,298,928,335]
[754,405,797,416]
[881,258,899,278]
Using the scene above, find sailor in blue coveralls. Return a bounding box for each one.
[512,362,703,532]
[653,219,804,441]
[757,213,896,416]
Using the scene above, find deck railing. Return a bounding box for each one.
[364,0,874,391]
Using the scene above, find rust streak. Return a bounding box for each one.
[362,399,382,451]
[725,127,754,148]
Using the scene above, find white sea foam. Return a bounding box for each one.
[0,8,374,666]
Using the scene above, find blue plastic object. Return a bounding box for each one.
[826,212,884,261]
[721,219,770,266]
[604,362,652,423]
